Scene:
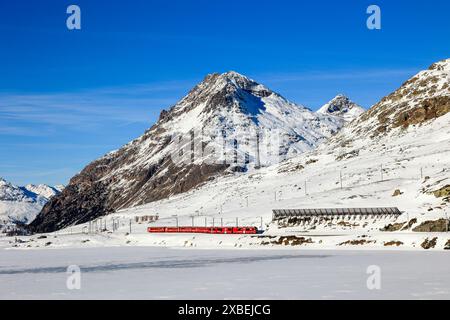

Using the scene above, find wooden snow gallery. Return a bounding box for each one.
[272,207,403,227]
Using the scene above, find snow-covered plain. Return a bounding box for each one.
[0,247,449,299]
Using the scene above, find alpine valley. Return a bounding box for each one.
[6,58,448,252]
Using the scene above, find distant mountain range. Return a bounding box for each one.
[0,178,62,226]
[317,94,365,122]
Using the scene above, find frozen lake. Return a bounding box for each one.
[0,247,449,299]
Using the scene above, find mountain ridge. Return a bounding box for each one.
[0,178,61,226]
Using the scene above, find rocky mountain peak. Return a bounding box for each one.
[0,178,30,203]
[317,94,365,122]
[428,58,450,71]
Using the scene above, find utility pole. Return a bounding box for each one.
[380,164,384,182]
[221,218,223,227]
[340,170,343,189]
[236,217,239,227]
[274,191,277,202]
[129,219,132,234]
[260,217,263,230]
[305,181,307,196]
[445,212,449,233]
[255,132,261,169]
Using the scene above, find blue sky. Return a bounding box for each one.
[0,0,449,186]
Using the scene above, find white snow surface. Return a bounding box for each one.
[0,247,449,299]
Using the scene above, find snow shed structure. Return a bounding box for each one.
[272,207,402,221]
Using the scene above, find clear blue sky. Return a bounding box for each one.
[1,0,449,186]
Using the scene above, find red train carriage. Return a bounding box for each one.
[147,226,257,234]
[231,227,257,234]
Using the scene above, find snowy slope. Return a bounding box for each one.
[317,94,365,123]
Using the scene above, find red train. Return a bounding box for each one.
[147,226,258,234]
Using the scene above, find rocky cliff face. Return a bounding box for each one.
[30,71,347,233]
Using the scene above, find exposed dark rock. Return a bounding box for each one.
[338,239,376,246]
[336,150,359,161]
[337,221,360,227]
[412,219,449,232]
[260,235,313,246]
[401,218,417,230]
[444,239,450,250]
[431,185,450,198]
[421,237,438,249]
[380,222,405,232]
[381,218,417,232]
[384,241,403,247]
[393,96,450,129]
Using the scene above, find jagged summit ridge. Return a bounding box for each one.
[318,94,365,122]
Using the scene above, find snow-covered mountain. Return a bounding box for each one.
[23,184,61,200]
[317,94,365,123]
[30,71,349,232]
[0,178,61,226]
